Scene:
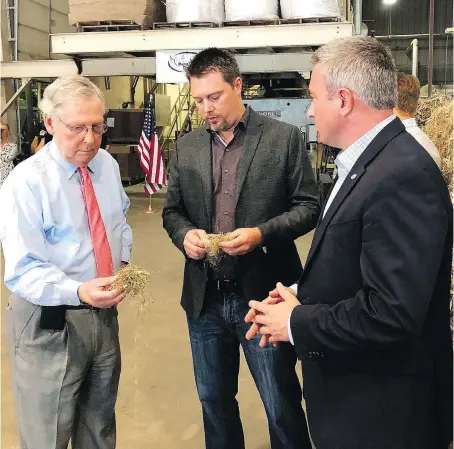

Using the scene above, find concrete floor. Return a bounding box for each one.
[1,186,314,449]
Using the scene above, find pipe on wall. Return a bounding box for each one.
[427,0,435,97]
[354,0,362,35]
[411,39,418,77]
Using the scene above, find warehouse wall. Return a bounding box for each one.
[18,0,74,60]
[363,0,453,84]
[93,76,146,111]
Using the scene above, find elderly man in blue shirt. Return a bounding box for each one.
[0,75,132,449]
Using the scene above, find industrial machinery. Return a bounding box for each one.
[243,97,318,175]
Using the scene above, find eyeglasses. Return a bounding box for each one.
[57,116,108,136]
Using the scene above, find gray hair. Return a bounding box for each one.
[39,75,106,116]
[312,36,397,110]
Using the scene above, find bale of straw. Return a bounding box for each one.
[419,97,454,335]
[202,233,233,267]
[423,101,454,197]
[416,92,452,128]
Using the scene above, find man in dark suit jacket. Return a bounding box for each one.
[162,48,320,449]
[246,36,453,449]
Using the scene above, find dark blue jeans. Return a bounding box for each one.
[187,290,311,449]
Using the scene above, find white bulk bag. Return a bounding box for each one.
[166,0,224,24]
[280,0,340,19]
[225,0,279,21]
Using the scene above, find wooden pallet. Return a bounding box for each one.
[279,16,341,24]
[153,21,221,30]
[224,17,341,26]
[223,18,280,27]
[153,17,341,30]
[75,20,147,32]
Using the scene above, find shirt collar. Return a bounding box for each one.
[49,140,97,179]
[335,114,396,174]
[401,117,417,128]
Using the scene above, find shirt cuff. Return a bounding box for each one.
[58,279,84,306]
[121,246,131,264]
[289,283,298,295]
[288,309,295,345]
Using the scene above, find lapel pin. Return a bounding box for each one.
[351,173,357,180]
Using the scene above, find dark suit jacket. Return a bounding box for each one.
[163,108,320,319]
[291,118,453,449]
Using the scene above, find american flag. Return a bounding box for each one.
[137,97,167,195]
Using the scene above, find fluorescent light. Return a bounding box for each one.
[383,0,397,4]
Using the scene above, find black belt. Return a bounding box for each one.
[207,279,241,293]
[65,304,101,311]
[40,304,101,331]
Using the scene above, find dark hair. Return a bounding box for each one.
[186,48,241,86]
[396,72,420,115]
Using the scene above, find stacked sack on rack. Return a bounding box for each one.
[225,0,278,21]
[280,0,340,19]
[166,0,225,24]
[165,0,340,23]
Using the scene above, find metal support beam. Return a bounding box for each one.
[50,23,353,56]
[1,78,31,117]
[354,0,362,35]
[427,0,435,97]
[1,53,316,79]
[1,59,79,78]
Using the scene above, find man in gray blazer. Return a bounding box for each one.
[163,47,320,449]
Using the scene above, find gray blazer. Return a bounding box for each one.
[163,108,320,319]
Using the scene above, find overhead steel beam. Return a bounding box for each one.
[237,53,314,74]
[1,59,79,78]
[82,57,156,76]
[50,23,353,56]
[1,53,315,79]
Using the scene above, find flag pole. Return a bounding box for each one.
[144,194,154,214]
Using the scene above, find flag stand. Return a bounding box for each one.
[143,195,155,214]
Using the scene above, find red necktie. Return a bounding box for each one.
[79,167,114,278]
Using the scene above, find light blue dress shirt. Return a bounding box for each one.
[0,141,133,306]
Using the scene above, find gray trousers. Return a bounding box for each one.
[6,294,121,449]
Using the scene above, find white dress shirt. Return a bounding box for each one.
[401,118,441,168]
[288,115,396,344]
[0,141,133,306]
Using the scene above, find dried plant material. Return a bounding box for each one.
[416,92,452,128]
[114,264,150,297]
[419,96,454,333]
[424,101,454,196]
[113,264,152,314]
[202,233,233,267]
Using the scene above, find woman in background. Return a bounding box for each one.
[0,123,19,186]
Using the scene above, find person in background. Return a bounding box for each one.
[394,71,441,167]
[0,75,132,449]
[31,123,53,153]
[101,131,111,152]
[0,122,19,186]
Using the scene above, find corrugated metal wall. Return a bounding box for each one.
[363,0,453,85]
[17,0,74,60]
[363,0,451,35]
